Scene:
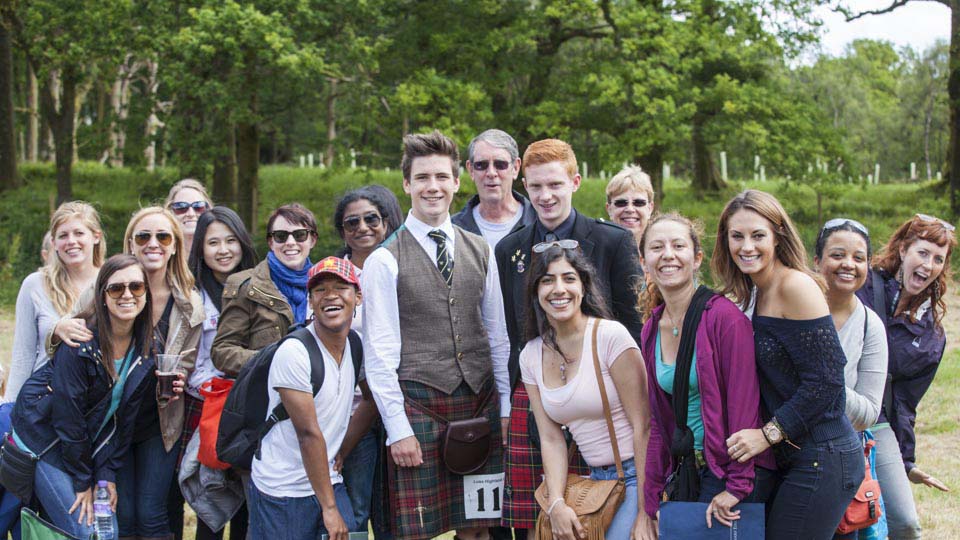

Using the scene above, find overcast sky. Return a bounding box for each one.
[816,1,950,56]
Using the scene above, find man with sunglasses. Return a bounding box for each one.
[361,131,510,540]
[452,129,537,250]
[494,138,644,535]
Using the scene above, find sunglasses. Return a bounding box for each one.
[915,213,955,232]
[611,198,649,209]
[533,239,580,253]
[343,212,383,233]
[471,159,511,172]
[133,231,174,247]
[820,218,869,235]
[105,281,147,299]
[169,201,209,215]
[268,229,314,243]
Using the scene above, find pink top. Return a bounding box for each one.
[520,318,638,467]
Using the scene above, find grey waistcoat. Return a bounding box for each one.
[384,225,493,394]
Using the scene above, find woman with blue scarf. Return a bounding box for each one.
[212,203,318,377]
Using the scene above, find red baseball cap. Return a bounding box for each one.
[306,256,361,292]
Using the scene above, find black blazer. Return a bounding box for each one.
[494,210,644,388]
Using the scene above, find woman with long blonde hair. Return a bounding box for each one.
[7,201,105,402]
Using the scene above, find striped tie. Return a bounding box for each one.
[428,229,453,286]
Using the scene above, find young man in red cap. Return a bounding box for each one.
[249,256,362,540]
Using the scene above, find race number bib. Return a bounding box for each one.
[463,473,504,520]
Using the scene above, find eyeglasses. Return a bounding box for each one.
[105,281,147,299]
[268,229,314,243]
[133,231,174,247]
[169,201,209,215]
[343,212,383,233]
[533,239,580,253]
[611,198,648,209]
[915,213,955,232]
[471,160,511,172]
[820,218,869,236]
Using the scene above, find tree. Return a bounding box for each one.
[0,18,17,189]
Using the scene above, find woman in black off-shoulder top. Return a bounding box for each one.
[711,190,863,540]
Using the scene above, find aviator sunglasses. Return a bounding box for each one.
[133,231,174,247]
[533,239,580,253]
[471,160,511,172]
[343,212,384,233]
[611,198,648,209]
[105,281,147,299]
[915,213,955,232]
[268,229,314,243]
[169,201,209,216]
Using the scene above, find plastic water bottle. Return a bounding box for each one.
[93,480,113,539]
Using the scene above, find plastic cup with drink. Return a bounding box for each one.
[156,353,183,400]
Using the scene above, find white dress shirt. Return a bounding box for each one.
[361,211,511,445]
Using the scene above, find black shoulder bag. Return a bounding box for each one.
[663,285,715,502]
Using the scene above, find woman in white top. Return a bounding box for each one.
[521,242,656,540]
[7,201,105,401]
[184,206,257,540]
[813,218,888,432]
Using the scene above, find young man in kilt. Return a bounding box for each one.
[361,130,512,540]
[494,139,645,537]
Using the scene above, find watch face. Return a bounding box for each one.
[765,424,782,443]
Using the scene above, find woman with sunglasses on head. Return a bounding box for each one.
[522,242,656,540]
[855,214,956,539]
[175,207,258,540]
[10,254,157,540]
[212,203,318,377]
[8,202,106,403]
[118,206,203,540]
[714,190,863,539]
[165,179,213,249]
[605,165,655,252]
[638,213,775,530]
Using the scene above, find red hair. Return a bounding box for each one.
[522,139,578,178]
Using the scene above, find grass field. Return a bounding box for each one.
[1,298,958,538]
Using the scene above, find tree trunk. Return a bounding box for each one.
[141,59,162,172]
[325,78,337,167]
[50,74,76,205]
[236,120,258,234]
[691,113,725,196]
[924,88,935,181]
[26,62,37,162]
[948,1,960,216]
[213,124,237,207]
[0,22,17,189]
[107,55,137,167]
[638,147,665,204]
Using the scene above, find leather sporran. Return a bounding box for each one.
[443,417,492,475]
[533,319,626,540]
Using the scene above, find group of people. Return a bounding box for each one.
[6,127,952,540]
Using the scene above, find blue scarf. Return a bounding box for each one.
[267,251,311,324]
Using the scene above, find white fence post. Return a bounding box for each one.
[663,163,671,182]
[299,155,305,168]
[720,151,728,182]
[874,163,880,185]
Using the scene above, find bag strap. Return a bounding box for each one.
[870,269,895,421]
[348,329,363,382]
[671,286,715,430]
[406,385,496,426]
[590,317,624,481]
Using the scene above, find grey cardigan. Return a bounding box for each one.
[837,297,889,431]
[7,272,64,402]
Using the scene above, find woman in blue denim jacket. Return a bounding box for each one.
[856,214,955,539]
[10,255,157,540]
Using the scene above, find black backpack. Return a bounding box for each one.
[215,325,363,469]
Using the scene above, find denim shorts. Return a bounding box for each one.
[589,458,638,540]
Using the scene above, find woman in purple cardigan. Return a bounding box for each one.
[638,213,775,528]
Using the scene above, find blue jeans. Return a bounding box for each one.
[34,449,117,540]
[341,426,378,532]
[248,480,355,540]
[698,465,777,505]
[117,434,182,538]
[767,433,864,539]
[589,458,638,540]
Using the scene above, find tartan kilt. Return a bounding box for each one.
[501,385,589,528]
[391,380,502,540]
[177,393,204,467]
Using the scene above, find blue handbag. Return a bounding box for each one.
[658,502,765,539]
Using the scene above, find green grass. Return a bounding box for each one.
[0,162,949,307]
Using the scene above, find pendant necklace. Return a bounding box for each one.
[663,304,684,337]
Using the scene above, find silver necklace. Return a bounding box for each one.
[663,303,685,337]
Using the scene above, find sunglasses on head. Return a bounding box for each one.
[343,212,383,233]
[820,218,869,236]
[133,231,174,247]
[611,198,648,209]
[471,159,511,172]
[915,213,955,232]
[268,229,314,243]
[169,201,209,215]
[105,281,147,299]
[533,239,580,253]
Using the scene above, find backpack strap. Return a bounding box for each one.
[348,329,363,382]
[870,269,895,421]
[671,286,715,430]
[254,327,326,458]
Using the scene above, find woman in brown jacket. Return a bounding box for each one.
[212,203,318,376]
[119,206,203,540]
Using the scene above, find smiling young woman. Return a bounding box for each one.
[855,214,957,539]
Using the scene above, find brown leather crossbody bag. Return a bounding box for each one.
[406,387,495,475]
